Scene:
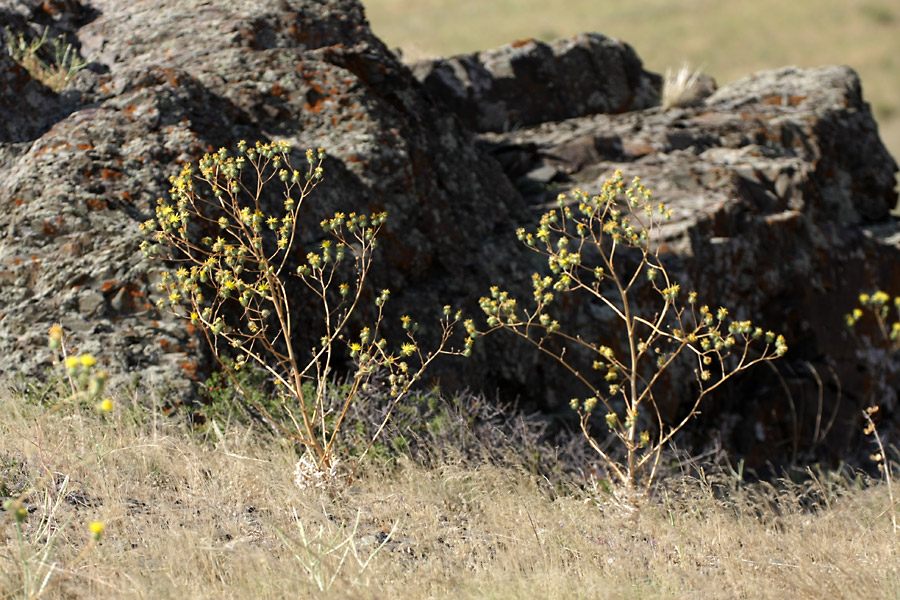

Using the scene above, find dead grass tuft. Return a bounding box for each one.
[662,63,710,109]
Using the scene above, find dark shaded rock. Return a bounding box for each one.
[0,0,98,144]
[473,65,900,470]
[0,48,65,142]
[412,33,661,132]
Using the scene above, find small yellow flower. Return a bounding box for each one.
[98,398,114,412]
[65,356,80,370]
[80,354,97,368]
[872,291,890,305]
[89,521,105,540]
[400,343,416,357]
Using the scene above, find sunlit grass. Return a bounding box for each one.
[2,382,898,598]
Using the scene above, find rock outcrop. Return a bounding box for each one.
[412,33,661,132]
[0,0,524,396]
[419,59,900,469]
[1,0,898,470]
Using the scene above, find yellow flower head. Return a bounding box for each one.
[89,521,105,540]
[80,354,97,368]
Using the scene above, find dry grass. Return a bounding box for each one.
[662,63,708,110]
[3,26,88,92]
[363,0,900,169]
[2,382,899,599]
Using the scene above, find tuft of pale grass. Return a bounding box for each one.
[2,382,899,599]
[3,26,89,92]
[662,62,709,109]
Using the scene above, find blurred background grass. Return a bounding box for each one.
[363,0,900,169]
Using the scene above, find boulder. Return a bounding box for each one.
[412,33,661,132]
[0,0,524,397]
[447,64,900,470]
[2,0,898,470]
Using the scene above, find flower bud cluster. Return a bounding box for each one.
[47,325,109,403]
[846,290,900,345]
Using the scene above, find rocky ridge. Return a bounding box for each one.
[1,0,898,468]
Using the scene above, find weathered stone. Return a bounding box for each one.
[0,0,523,395]
[471,65,900,469]
[412,33,661,132]
[1,0,898,471]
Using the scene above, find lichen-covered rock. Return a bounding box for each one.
[2,0,898,470]
[0,0,524,395]
[412,33,661,132]
[472,65,900,469]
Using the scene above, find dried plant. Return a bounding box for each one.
[141,141,471,484]
[862,405,897,532]
[661,62,709,109]
[478,170,786,496]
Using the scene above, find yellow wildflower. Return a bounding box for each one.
[89,521,105,541]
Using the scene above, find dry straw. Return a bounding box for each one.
[662,62,709,109]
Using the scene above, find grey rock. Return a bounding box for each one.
[1,0,898,469]
[0,0,522,395]
[413,33,661,132]
[474,64,899,469]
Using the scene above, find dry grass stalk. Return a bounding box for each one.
[662,62,708,109]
